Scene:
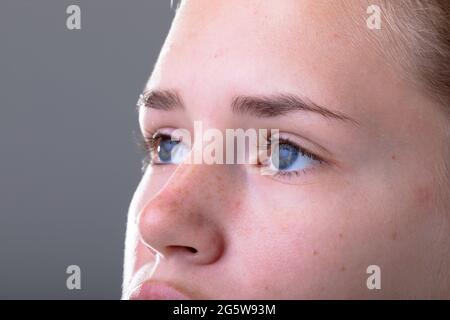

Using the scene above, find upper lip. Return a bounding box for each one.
[128,280,193,300]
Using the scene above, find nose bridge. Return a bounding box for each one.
[164,161,226,207]
[139,158,227,214]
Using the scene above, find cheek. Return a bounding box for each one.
[226,190,361,298]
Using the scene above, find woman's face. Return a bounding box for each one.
[123,0,449,299]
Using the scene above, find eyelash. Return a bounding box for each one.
[137,131,324,178]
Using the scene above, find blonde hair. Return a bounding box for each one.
[378,0,450,112]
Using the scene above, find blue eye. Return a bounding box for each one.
[269,141,319,173]
[157,138,179,163]
[151,134,189,165]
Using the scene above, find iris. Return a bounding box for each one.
[269,140,318,173]
[157,139,180,163]
[276,143,300,170]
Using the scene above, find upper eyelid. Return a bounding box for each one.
[260,134,319,160]
[269,132,330,163]
[281,140,322,162]
[143,127,176,138]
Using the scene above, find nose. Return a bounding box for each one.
[137,163,226,265]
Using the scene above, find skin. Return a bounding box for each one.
[122,0,450,299]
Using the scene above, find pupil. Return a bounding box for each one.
[276,143,299,170]
[158,138,178,162]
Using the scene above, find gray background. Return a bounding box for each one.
[0,0,174,299]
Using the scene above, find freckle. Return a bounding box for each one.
[340,266,346,272]
[416,187,432,204]
[212,49,225,59]
[232,200,241,210]
[391,154,396,160]
[391,231,397,240]
[313,250,319,256]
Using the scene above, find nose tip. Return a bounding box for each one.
[137,184,225,265]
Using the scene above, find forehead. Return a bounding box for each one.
[147,0,387,118]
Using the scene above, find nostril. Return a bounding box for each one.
[168,245,198,254]
[187,247,198,254]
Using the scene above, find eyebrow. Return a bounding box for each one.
[139,89,357,125]
[231,94,358,124]
[137,89,184,111]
